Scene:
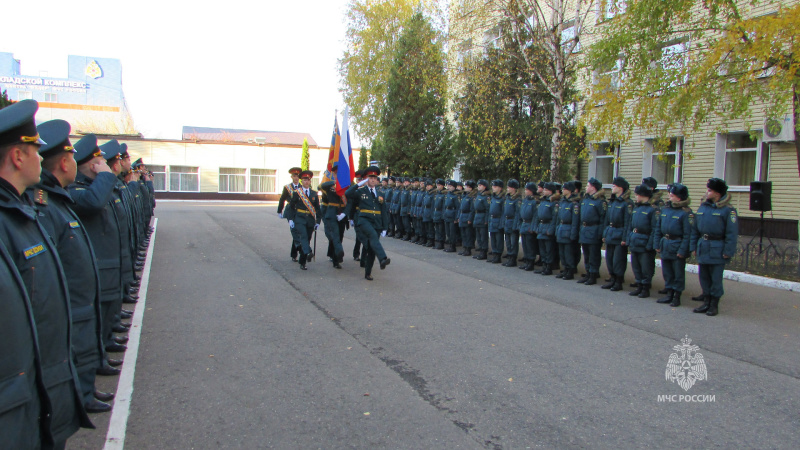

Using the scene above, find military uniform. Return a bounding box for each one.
[488,180,505,263]
[690,179,738,316]
[472,181,490,260]
[536,185,559,275]
[518,183,539,271]
[457,181,477,256]
[443,181,460,252]
[627,184,659,299]
[319,181,346,268]
[556,185,580,279]
[284,171,322,269]
[345,167,391,279]
[577,178,607,285]
[502,181,522,267]
[422,181,435,247]
[654,184,692,306]
[602,178,633,291]
[399,180,413,240]
[277,167,303,261]
[390,179,403,238]
[432,181,446,249]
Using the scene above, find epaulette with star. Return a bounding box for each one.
[33,189,48,205]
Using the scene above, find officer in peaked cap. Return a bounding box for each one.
[320,178,347,269]
[285,170,322,270]
[350,169,366,260]
[34,120,114,413]
[345,166,391,280]
[278,167,303,261]
[0,99,93,447]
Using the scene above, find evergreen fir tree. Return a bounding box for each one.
[301,138,310,171]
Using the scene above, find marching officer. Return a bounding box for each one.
[536,182,559,275]
[472,179,491,260]
[556,181,580,280]
[502,179,522,267]
[345,166,391,280]
[577,177,607,285]
[0,99,93,448]
[319,180,347,269]
[351,170,366,260]
[277,167,302,261]
[627,183,659,299]
[443,180,460,252]
[691,178,738,316]
[285,170,321,270]
[518,182,539,271]
[488,179,505,264]
[654,183,692,307]
[602,177,633,291]
[457,180,477,256]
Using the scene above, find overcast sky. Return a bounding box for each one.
[1,0,360,147]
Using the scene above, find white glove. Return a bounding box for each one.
[289,220,295,229]
[349,220,354,227]
[358,179,368,186]
[381,230,387,237]
[314,224,319,231]
[279,213,283,219]
[336,213,346,221]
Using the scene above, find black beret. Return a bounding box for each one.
[588,177,603,191]
[491,179,504,187]
[525,182,537,192]
[0,99,45,147]
[447,179,457,187]
[37,119,75,159]
[612,176,630,191]
[707,177,727,195]
[478,179,490,188]
[670,183,689,201]
[642,176,658,190]
[465,180,477,189]
[634,184,654,197]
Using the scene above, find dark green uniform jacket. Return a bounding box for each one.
[458,190,477,226]
[345,184,389,231]
[654,198,692,259]
[691,194,738,265]
[502,192,522,232]
[603,190,633,245]
[578,190,607,245]
[518,195,538,234]
[444,190,459,222]
[556,194,580,244]
[488,192,505,233]
[626,199,658,252]
[472,191,490,228]
[536,193,560,238]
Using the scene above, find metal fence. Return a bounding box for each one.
[725,237,800,281]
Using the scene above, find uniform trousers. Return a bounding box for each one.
[490,230,504,255]
[521,232,538,261]
[324,217,345,261]
[425,221,435,240]
[446,221,458,246]
[293,215,315,255]
[402,215,413,237]
[581,243,603,274]
[559,241,578,271]
[459,224,474,249]
[698,263,726,297]
[475,226,488,251]
[504,230,519,259]
[434,221,445,242]
[605,243,628,277]
[394,213,404,236]
[630,250,656,285]
[538,237,555,264]
[661,258,687,292]
[387,212,395,234]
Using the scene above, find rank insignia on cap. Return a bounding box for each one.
[33,189,48,205]
[23,243,47,260]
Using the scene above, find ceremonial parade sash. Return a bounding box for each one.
[293,185,316,220]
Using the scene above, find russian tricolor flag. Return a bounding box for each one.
[335,107,355,196]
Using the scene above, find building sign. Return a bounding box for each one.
[85,60,103,79]
[0,76,90,93]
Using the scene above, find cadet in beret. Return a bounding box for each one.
[319,180,347,268]
[627,184,659,298]
[443,180,460,252]
[421,179,436,247]
[577,178,607,285]
[502,179,522,266]
[345,166,391,280]
[690,178,738,316]
[536,182,560,275]
[487,180,505,263]
[278,167,302,261]
[518,182,539,271]
[472,179,491,260]
[0,99,93,447]
[285,170,322,270]
[457,180,477,256]
[601,177,633,291]
[556,181,581,280]
[654,183,692,307]
[432,179,446,250]
[33,120,113,413]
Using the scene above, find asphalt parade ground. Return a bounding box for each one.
[69,201,800,449]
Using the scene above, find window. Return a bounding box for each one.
[723,133,769,187]
[219,167,247,193]
[311,171,322,191]
[561,21,580,53]
[169,166,199,192]
[593,57,623,92]
[149,165,167,191]
[457,39,473,67]
[18,91,32,100]
[483,26,501,51]
[250,169,276,193]
[590,142,620,186]
[650,138,683,187]
[598,0,627,22]
[659,41,689,87]
[44,93,58,103]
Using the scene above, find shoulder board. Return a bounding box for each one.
[33,189,48,205]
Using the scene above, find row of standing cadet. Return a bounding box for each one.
[374,174,738,316]
[0,100,155,449]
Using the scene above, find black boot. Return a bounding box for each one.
[426,239,435,248]
[541,263,553,275]
[462,248,472,256]
[694,296,711,314]
[657,289,674,304]
[706,297,720,316]
[435,241,445,250]
[629,283,644,296]
[506,257,517,267]
[533,258,543,266]
[562,269,575,280]
[576,272,589,283]
[657,287,669,294]
[518,260,530,270]
[492,253,502,264]
[444,243,456,253]
[601,276,615,289]
[670,291,681,307]
[630,282,639,288]
[610,275,623,291]
[299,253,307,270]
[555,269,565,279]
[638,283,651,298]
[691,294,706,302]
[476,250,487,260]
[584,273,598,285]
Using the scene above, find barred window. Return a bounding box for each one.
[250,169,276,193]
